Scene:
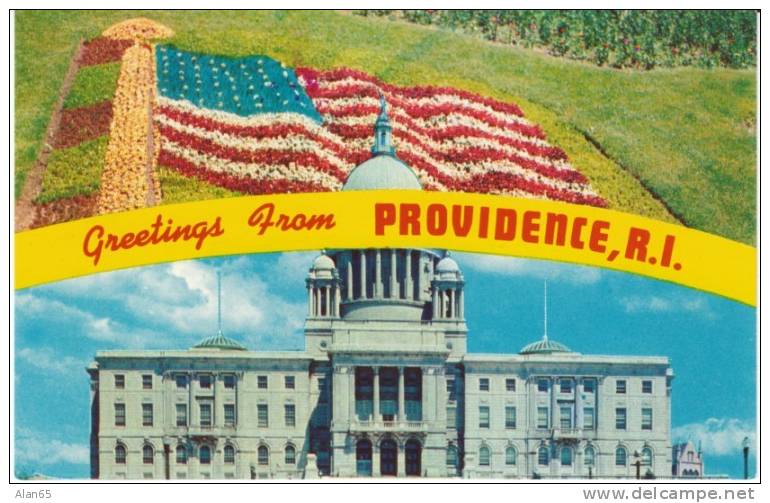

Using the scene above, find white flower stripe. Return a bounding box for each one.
[155,114,354,170]
[162,141,344,189]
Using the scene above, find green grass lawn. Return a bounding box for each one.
[14,10,756,243]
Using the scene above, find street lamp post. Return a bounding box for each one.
[742,437,750,480]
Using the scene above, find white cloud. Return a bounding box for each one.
[16,428,89,466]
[455,253,602,284]
[26,257,306,350]
[17,347,85,376]
[673,418,756,456]
[619,295,712,316]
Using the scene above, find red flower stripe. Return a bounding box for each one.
[159,149,331,195]
[314,99,545,140]
[53,100,113,149]
[157,124,349,182]
[296,67,525,117]
[78,37,132,66]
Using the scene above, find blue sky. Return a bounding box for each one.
[13,252,756,479]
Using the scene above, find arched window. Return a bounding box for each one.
[447,445,458,467]
[584,446,595,467]
[199,445,211,465]
[258,445,269,466]
[224,444,235,464]
[285,444,296,465]
[115,444,126,464]
[615,446,627,466]
[561,447,573,466]
[176,445,187,464]
[479,446,490,467]
[142,444,154,464]
[538,446,549,466]
[505,446,517,465]
[642,447,653,468]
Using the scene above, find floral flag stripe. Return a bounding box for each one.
[154,51,606,207]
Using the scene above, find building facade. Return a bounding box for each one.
[88,101,674,480]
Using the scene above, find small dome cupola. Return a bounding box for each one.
[372,94,395,156]
[342,96,422,192]
[519,281,575,355]
[191,269,246,351]
[431,251,465,321]
[306,251,341,319]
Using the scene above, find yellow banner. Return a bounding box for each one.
[14,191,756,306]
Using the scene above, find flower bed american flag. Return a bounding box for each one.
[154,45,606,207]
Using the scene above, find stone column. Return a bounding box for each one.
[550,378,557,430]
[325,285,331,317]
[315,288,321,317]
[432,289,439,318]
[390,250,397,298]
[404,251,412,300]
[398,367,405,422]
[372,442,380,477]
[346,260,353,300]
[334,286,340,317]
[458,289,464,319]
[307,286,313,316]
[448,289,454,318]
[349,368,356,422]
[398,443,406,477]
[375,250,382,298]
[373,367,380,422]
[360,251,367,299]
[575,379,583,431]
[414,254,420,300]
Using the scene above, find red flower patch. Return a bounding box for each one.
[78,37,132,66]
[53,100,113,149]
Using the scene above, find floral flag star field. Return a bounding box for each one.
[154,45,606,206]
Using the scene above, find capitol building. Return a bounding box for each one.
[87,101,674,480]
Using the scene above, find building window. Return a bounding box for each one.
[224,404,236,427]
[142,444,154,464]
[176,445,187,464]
[199,445,211,465]
[257,404,268,427]
[506,378,516,392]
[561,447,573,466]
[285,404,296,427]
[560,406,572,429]
[142,403,153,427]
[537,446,549,466]
[615,408,627,430]
[505,446,517,465]
[258,445,269,465]
[642,380,653,394]
[478,446,490,467]
[285,445,296,465]
[537,407,549,429]
[176,404,187,427]
[285,376,295,389]
[616,380,626,394]
[642,447,653,467]
[224,444,235,464]
[257,375,268,389]
[447,406,457,429]
[584,446,595,467]
[560,379,572,393]
[115,444,126,464]
[583,379,595,393]
[114,374,125,389]
[615,446,627,466]
[642,408,653,430]
[505,406,517,429]
[199,374,211,389]
[175,374,187,389]
[583,407,595,430]
[446,378,456,401]
[200,403,212,427]
[479,378,489,392]
[537,379,549,392]
[223,374,236,389]
[479,406,490,428]
[447,445,458,468]
[142,374,152,389]
[114,403,125,427]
